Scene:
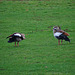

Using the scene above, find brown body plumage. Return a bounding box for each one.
[53,26,70,45]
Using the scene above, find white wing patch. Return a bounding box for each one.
[14,33,21,37]
[54,32,62,37]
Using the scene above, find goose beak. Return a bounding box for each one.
[24,37,26,39]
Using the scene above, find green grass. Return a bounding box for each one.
[0,0,75,75]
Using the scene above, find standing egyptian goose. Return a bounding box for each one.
[53,26,70,45]
[7,33,26,46]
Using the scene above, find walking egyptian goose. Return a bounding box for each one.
[53,26,70,45]
[6,33,26,46]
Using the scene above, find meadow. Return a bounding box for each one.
[0,0,75,75]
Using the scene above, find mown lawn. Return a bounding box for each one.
[0,0,75,75]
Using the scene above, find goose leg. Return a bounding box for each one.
[15,42,16,46]
[58,40,60,45]
[17,42,19,46]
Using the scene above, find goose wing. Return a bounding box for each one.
[6,33,21,39]
[14,33,21,37]
[57,30,69,36]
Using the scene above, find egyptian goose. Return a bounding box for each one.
[53,26,70,45]
[7,33,26,46]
